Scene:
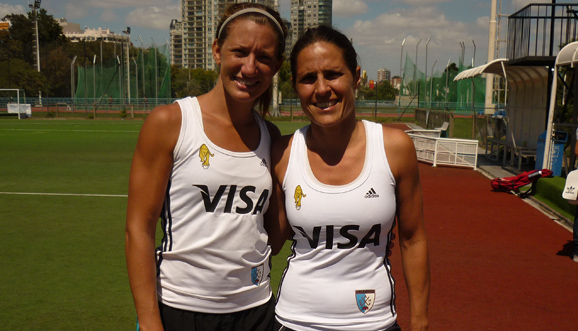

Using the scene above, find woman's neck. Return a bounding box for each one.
[199,81,256,126]
[307,118,362,166]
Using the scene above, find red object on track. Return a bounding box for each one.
[491,169,553,193]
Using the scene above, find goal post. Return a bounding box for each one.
[0,89,30,119]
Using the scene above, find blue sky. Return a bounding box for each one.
[0,0,543,81]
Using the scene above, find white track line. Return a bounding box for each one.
[0,128,139,133]
[0,192,127,198]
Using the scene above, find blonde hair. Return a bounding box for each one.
[215,3,287,116]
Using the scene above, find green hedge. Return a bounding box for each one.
[534,176,576,220]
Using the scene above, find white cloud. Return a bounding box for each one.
[0,4,25,18]
[346,6,488,74]
[65,3,88,20]
[126,5,180,30]
[334,0,368,18]
[510,0,552,12]
[77,0,174,10]
[476,16,489,29]
[100,9,118,23]
[398,0,451,5]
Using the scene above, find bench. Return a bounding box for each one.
[435,122,449,137]
[486,137,507,161]
[511,147,537,171]
[486,137,536,171]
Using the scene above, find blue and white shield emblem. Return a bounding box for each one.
[251,264,264,286]
[355,289,375,314]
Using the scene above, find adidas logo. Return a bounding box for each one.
[260,158,268,167]
[364,188,379,198]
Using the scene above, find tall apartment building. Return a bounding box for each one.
[171,0,276,69]
[290,0,332,47]
[377,68,391,84]
[170,19,184,67]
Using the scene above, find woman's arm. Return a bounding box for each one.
[383,127,430,331]
[125,104,181,331]
[264,135,294,255]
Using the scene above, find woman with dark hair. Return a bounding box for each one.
[125,3,287,331]
[267,25,430,331]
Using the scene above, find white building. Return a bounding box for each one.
[57,18,129,44]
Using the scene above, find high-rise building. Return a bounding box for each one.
[170,19,184,67]
[171,0,276,70]
[290,0,332,47]
[377,68,391,84]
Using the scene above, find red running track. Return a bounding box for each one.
[388,124,577,330]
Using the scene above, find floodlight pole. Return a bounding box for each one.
[138,36,146,104]
[93,55,96,99]
[472,40,476,67]
[374,72,378,119]
[398,38,406,113]
[459,42,465,67]
[133,57,138,101]
[71,55,77,110]
[445,58,451,106]
[29,0,41,72]
[123,27,131,105]
[414,39,421,99]
[117,43,121,103]
[430,59,437,109]
[99,35,103,98]
[99,35,103,77]
[425,37,430,106]
[83,39,87,113]
[117,55,121,109]
[151,38,158,106]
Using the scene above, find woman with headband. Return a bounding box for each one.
[125,3,287,330]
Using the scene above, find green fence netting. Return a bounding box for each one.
[401,53,486,113]
[74,44,171,106]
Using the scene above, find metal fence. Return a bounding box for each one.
[408,131,479,169]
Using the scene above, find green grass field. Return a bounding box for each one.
[0,118,307,330]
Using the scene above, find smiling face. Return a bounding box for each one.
[294,41,361,128]
[213,19,281,106]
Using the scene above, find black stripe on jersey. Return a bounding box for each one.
[384,218,397,315]
[161,177,174,252]
[275,238,298,302]
[157,177,174,275]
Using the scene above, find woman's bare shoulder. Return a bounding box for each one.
[380,124,415,152]
[137,103,182,151]
[145,103,182,127]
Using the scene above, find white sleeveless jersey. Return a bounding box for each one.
[276,120,398,331]
[156,97,272,313]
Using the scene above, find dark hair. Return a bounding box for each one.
[215,3,287,116]
[290,25,359,88]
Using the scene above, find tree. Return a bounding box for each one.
[171,67,217,98]
[0,58,46,96]
[43,46,72,97]
[2,14,33,64]
[0,9,65,96]
[375,80,397,100]
[356,81,397,100]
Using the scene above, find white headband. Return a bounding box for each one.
[216,8,285,40]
